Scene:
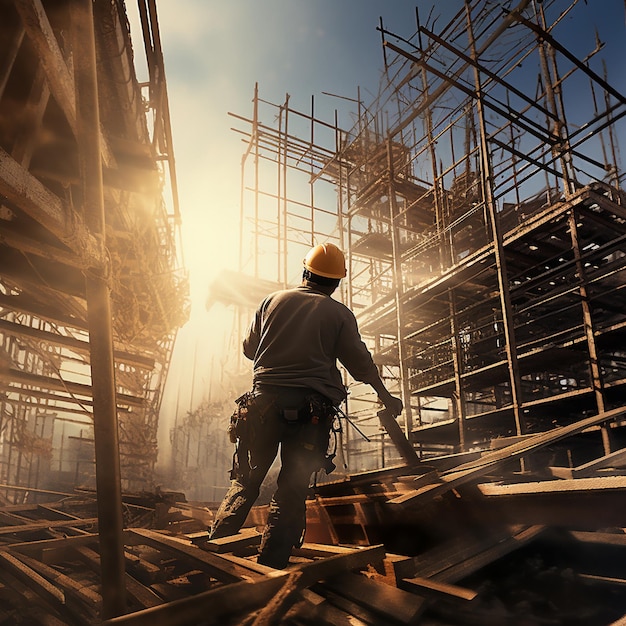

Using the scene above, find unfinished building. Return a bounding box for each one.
[217,0,626,476]
[0,0,187,500]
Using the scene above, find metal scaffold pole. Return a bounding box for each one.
[72,0,126,617]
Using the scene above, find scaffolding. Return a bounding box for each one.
[0,0,188,500]
[223,0,626,473]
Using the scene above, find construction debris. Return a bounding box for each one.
[3,0,626,623]
[2,431,626,625]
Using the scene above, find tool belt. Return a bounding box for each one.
[227,387,338,479]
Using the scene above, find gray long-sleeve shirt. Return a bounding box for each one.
[243,285,380,404]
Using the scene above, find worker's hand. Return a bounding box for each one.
[382,395,403,417]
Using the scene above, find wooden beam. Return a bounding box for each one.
[400,576,477,602]
[127,528,261,583]
[15,549,102,609]
[190,526,261,552]
[74,545,164,609]
[0,227,88,269]
[0,26,24,100]
[390,406,626,508]
[13,0,76,130]
[478,475,626,496]
[12,0,115,167]
[104,570,292,626]
[0,517,98,536]
[0,147,103,268]
[0,367,145,408]
[569,531,626,547]
[0,292,88,332]
[424,526,545,585]
[321,571,424,624]
[12,64,50,167]
[102,542,386,626]
[245,570,303,626]
[5,532,99,555]
[550,447,626,479]
[0,551,65,606]
[0,318,156,369]
[297,588,357,626]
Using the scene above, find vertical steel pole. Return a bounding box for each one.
[72,0,126,617]
[386,136,413,438]
[448,289,466,451]
[568,210,611,453]
[464,2,525,437]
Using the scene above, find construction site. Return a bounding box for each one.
[2,0,626,624]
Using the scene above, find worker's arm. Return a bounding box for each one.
[242,307,262,360]
[336,309,403,415]
[368,376,403,416]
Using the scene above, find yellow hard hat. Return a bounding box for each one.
[303,243,347,279]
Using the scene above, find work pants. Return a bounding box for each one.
[209,388,333,569]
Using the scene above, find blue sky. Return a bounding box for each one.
[127,0,626,458]
[149,1,436,304]
[144,0,626,309]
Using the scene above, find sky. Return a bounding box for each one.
[124,0,626,465]
[127,0,443,459]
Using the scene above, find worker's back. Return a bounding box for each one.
[244,285,349,402]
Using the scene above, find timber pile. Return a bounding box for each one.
[1,516,626,625]
[3,409,626,623]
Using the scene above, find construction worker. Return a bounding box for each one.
[209,242,403,569]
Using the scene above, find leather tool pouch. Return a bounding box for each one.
[227,392,254,443]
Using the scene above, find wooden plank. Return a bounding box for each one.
[405,525,533,582]
[206,551,276,577]
[431,526,545,584]
[127,528,261,583]
[377,407,422,467]
[551,446,626,479]
[74,545,164,610]
[453,406,626,473]
[190,527,261,552]
[373,553,417,586]
[322,571,424,624]
[489,434,536,449]
[392,469,441,490]
[312,585,387,625]
[0,562,76,626]
[418,450,483,471]
[0,517,98,536]
[478,475,626,496]
[579,573,626,587]
[548,465,574,479]
[104,571,290,626]
[13,0,76,130]
[36,504,83,520]
[0,147,103,266]
[103,544,386,626]
[14,550,101,608]
[569,530,626,547]
[400,576,477,601]
[3,532,99,555]
[0,510,34,525]
[294,545,386,586]
[297,588,361,626]
[389,406,626,508]
[0,551,65,606]
[294,542,368,559]
[123,549,162,583]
